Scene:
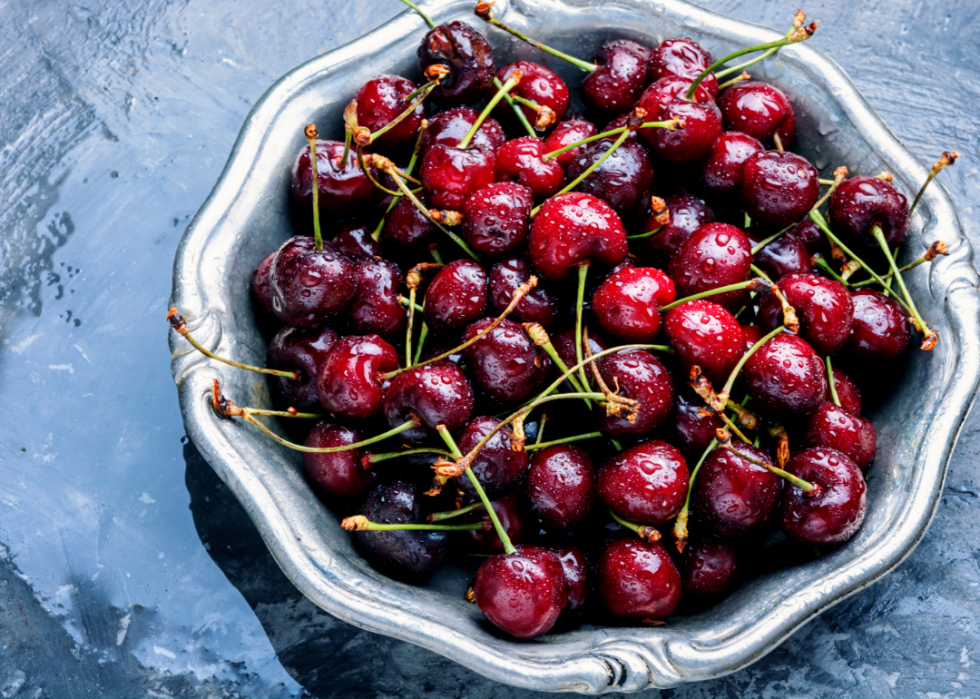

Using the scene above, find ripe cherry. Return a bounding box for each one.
[316,335,399,421]
[830,365,863,416]
[251,251,282,334]
[639,193,715,265]
[383,362,475,443]
[544,118,598,168]
[462,182,533,257]
[417,21,495,104]
[843,288,911,365]
[663,389,724,462]
[553,543,590,612]
[697,131,764,203]
[758,273,853,355]
[598,440,688,525]
[346,258,407,340]
[646,38,718,98]
[566,136,656,225]
[595,537,681,622]
[421,106,505,154]
[747,229,813,280]
[791,219,828,256]
[668,223,752,311]
[529,192,628,281]
[266,325,338,412]
[526,445,597,534]
[462,317,551,407]
[678,534,739,603]
[465,491,534,553]
[664,300,746,384]
[421,143,496,210]
[739,150,819,227]
[382,194,437,252]
[636,76,722,164]
[269,236,358,328]
[495,137,565,203]
[456,416,530,500]
[803,402,877,472]
[591,266,675,343]
[330,220,383,260]
[581,40,650,117]
[779,447,867,547]
[291,140,376,219]
[743,333,827,418]
[718,81,795,148]
[495,60,570,127]
[303,422,375,502]
[423,259,488,334]
[355,74,425,152]
[692,444,782,536]
[488,257,560,329]
[829,175,910,252]
[593,350,675,439]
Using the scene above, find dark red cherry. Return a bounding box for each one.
[421,143,496,211]
[316,335,399,421]
[831,366,862,416]
[303,422,375,502]
[495,137,565,203]
[664,300,746,384]
[581,40,650,117]
[697,131,765,202]
[747,229,813,280]
[758,273,853,355]
[598,440,688,525]
[591,266,675,343]
[552,328,610,391]
[741,323,763,349]
[668,223,752,311]
[743,333,827,418]
[803,402,876,472]
[495,60,570,127]
[678,534,739,602]
[465,491,534,553]
[544,118,598,168]
[566,136,656,225]
[593,350,675,438]
[421,106,505,154]
[269,236,359,328]
[527,445,596,534]
[291,140,376,219]
[417,21,495,105]
[718,81,795,148]
[639,193,715,265]
[488,257,560,329]
[473,544,567,639]
[636,77,722,164]
[692,444,781,536]
[330,220,383,260]
[383,362,475,443]
[251,251,282,334]
[529,192,628,281]
[829,175,910,251]
[355,75,425,152]
[346,258,407,340]
[646,38,718,98]
[456,416,530,500]
[595,537,681,622]
[844,288,911,365]
[553,543,590,612]
[382,195,437,251]
[462,182,533,257]
[267,325,338,412]
[423,259,488,334]
[663,389,724,462]
[353,480,450,582]
[779,447,867,547]
[462,317,551,407]
[791,219,828,256]
[739,150,819,227]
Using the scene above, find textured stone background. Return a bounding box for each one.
[2,0,978,697]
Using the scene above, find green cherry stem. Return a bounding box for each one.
[812,254,847,284]
[627,224,666,241]
[750,223,795,255]
[672,438,718,551]
[850,241,949,287]
[727,438,816,493]
[405,287,418,366]
[608,510,661,543]
[910,151,960,214]
[525,431,603,451]
[342,516,487,532]
[238,413,419,454]
[541,120,682,161]
[458,73,521,149]
[365,447,452,465]
[475,1,596,72]
[870,224,936,348]
[413,322,429,365]
[524,322,593,408]
[825,356,842,408]
[428,501,486,523]
[395,0,435,27]
[535,412,547,445]
[534,129,632,217]
[369,83,437,143]
[494,77,537,137]
[575,263,591,392]
[372,119,429,242]
[659,278,769,313]
[304,125,324,250]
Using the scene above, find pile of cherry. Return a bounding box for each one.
[169,1,960,640]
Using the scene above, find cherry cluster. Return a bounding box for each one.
[170,1,959,640]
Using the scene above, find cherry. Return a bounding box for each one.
[741,323,762,349]
[697,131,764,203]
[527,445,596,534]
[646,38,718,98]
[462,182,533,257]
[663,389,724,462]
[421,142,496,211]
[667,223,752,311]
[529,192,628,281]
[791,219,828,256]
[473,544,567,639]
[495,136,565,202]
[843,288,911,365]
[291,140,376,219]
[417,21,495,104]
[266,325,338,412]
[598,440,688,525]
[553,543,590,612]
[423,259,488,334]
[758,273,853,355]
[251,251,282,334]
[595,537,681,622]
[803,402,877,472]
[330,220,384,260]
[383,362,475,443]
[551,328,610,392]
[269,236,359,328]
[316,334,399,421]
[346,258,407,340]
[639,193,715,265]
[456,416,530,500]
[355,74,425,152]
[488,257,560,329]
[422,107,505,157]
[581,40,651,118]
[692,443,782,536]
[462,317,551,406]
[664,300,746,384]
[678,534,739,603]
[718,81,795,148]
[495,60,570,127]
[544,118,598,168]
[739,150,819,227]
[382,194,437,251]
[743,333,827,418]
[591,266,675,343]
[303,422,375,502]
[829,175,910,252]
[830,365,863,416]
[636,76,722,164]
[465,491,534,553]
[353,480,451,582]
[747,229,813,280]
[566,136,656,225]
[779,447,867,547]
[593,350,675,439]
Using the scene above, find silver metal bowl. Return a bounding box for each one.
[169,0,980,691]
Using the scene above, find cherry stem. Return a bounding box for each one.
[812,254,847,284]
[750,223,795,255]
[476,2,596,72]
[372,120,429,242]
[672,438,718,551]
[533,128,632,217]
[398,295,425,313]
[714,325,785,410]
[910,151,960,214]
[236,412,419,454]
[716,71,751,90]
[575,263,591,393]
[528,324,593,408]
[726,398,760,431]
[395,0,435,28]
[541,121,681,160]
[304,126,324,250]
[340,126,353,170]
[341,516,487,532]
[714,12,804,79]
[659,278,768,313]
[825,356,842,408]
[525,431,603,451]
[851,241,949,287]
[428,501,485,523]
[429,245,444,264]
[370,82,437,143]
[870,224,936,348]
[405,286,418,366]
[717,410,751,444]
[365,447,451,465]
[727,440,816,493]
[458,73,521,149]
[167,308,299,380]
[608,510,661,543]
[535,412,547,444]
[413,322,429,365]
[239,406,322,418]
[627,224,666,241]
[491,77,537,137]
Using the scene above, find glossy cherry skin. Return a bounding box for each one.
[303,422,375,502]
[718,81,795,147]
[473,544,568,639]
[803,402,876,472]
[663,389,724,462]
[697,131,764,202]
[741,323,763,349]
[831,366,863,416]
[382,195,437,251]
[423,259,488,334]
[316,335,399,421]
[739,150,819,228]
[383,362,475,443]
[291,140,376,219]
[779,447,867,547]
[495,137,565,203]
[592,266,675,342]
[747,229,813,280]
[421,143,496,211]
[598,440,688,525]
[664,300,746,384]
[353,480,451,582]
[417,21,495,104]
[251,251,282,333]
[266,325,338,412]
[456,416,530,500]
[594,350,675,439]
[843,288,911,365]
[355,75,424,152]
[462,318,551,407]
[759,273,853,355]
[462,182,533,257]
[554,543,590,612]
[495,60,570,127]
[581,40,650,117]
[829,175,910,251]
[465,491,534,553]
[567,137,656,225]
[668,223,752,311]
[421,106,505,155]
[488,257,560,329]
[269,236,359,328]
[330,220,383,260]
[692,444,782,536]
[646,37,718,98]
[527,445,596,534]
[552,328,610,391]
[544,118,599,168]
[595,538,682,622]
[743,333,827,418]
[346,258,407,340]
[792,219,827,256]
[678,535,739,602]
[640,193,715,265]
[636,76,722,164]
[529,192,628,281]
